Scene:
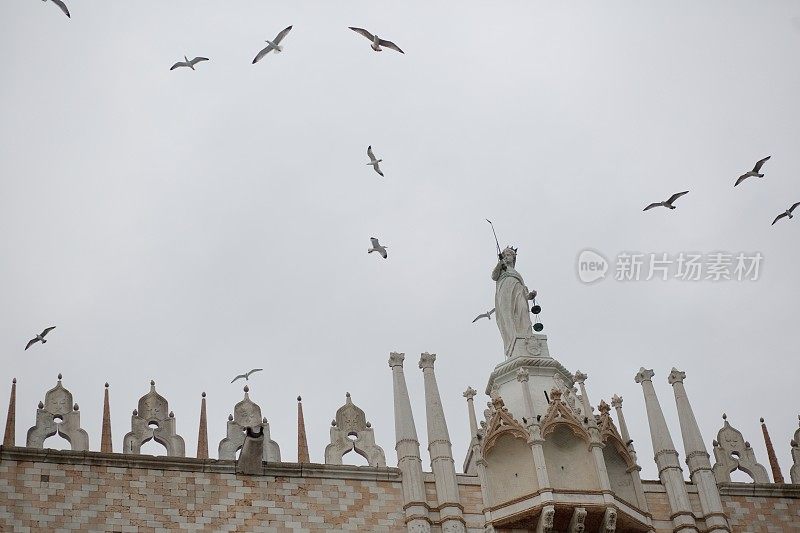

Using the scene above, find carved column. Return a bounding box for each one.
[420,353,465,533]
[668,368,730,532]
[611,395,648,511]
[574,371,613,493]
[463,387,479,445]
[636,368,698,532]
[517,368,551,492]
[389,352,430,533]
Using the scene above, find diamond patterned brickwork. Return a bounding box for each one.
[722,494,800,532]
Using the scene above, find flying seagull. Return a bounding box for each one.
[25,326,56,351]
[367,146,384,177]
[772,201,800,225]
[643,191,689,211]
[170,56,209,71]
[44,0,70,18]
[252,26,293,64]
[231,369,263,383]
[348,27,404,54]
[368,237,388,259]
[472,309,496,323]
[734,156,771,187]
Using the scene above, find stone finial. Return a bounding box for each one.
[667,367,686,385]
[388,352,405,367]
[3,378,17,447]
[759,417,784,483]
[325,393,386,467]
[197,392,209,460]
[611,394,623,409]
[123,381,185,457]
[100,383,112,453]
[297,396,310,464]
[463,387,477,400]
[27,375,89,451]
[549,387,563,403]
[598,400,611,415]
[516,368,530,383]
[634,368,655,383]
[418,352,436,369]
[573,370,587,384]
[218,387,280,462]
[711,415,770,483]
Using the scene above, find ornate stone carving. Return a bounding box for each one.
[516,368,529,382]
[442,521,466,533]
[480,396,530,455]
[218,386,280,462]
[611,394,623,409]
[324,392,386,467]
[418,351,436,369]
[791,416,800,484]
[388,351,406,367]
[463,387,477,400]
[537,505,555,533]
[711,414,769,483]
[540,388,590,442]
[573,370,588,384]
[667,368,686,384]
[123,381,185,456]
[568,507,587,533]
[597,400,635,468]
[634,367,655,383]
[602,507,617,532]
[26,374,89,451]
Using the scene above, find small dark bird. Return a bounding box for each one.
[252,26,293,64]
[472,309,496,323]
[170,56,209,71]
[44,0,70,18]
[368,237,388,259]
[231,369,263,383]
[25,327,56,350]
[348,27,404,54]
[734,156,771,186]
[643,191,689,211]
[771,201,800,225]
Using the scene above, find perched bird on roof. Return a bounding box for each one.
[170,56,209,71]
[366,146,384,177]
[368,237,388,259]
[472,309,496,323]
[25,327,56,351]
[771,201,800,225]
[734,156,771,186]
[348,27,404,54]
[231,369,263,383]
[252,26,293,64]
[643,191,689,211]
[43,0,70,18]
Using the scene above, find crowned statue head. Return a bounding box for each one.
[500,246,518,268]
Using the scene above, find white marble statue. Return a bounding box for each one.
[491,247,537,356]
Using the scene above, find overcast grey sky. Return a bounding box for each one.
[1,1,798,481]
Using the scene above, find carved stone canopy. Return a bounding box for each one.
[711,414,769,483]
[480,396,530,455]
[123,380,185,457]
[218,385,280,462]
[26,374,89,451]
[324,392,386,467]
[539,387,590,442]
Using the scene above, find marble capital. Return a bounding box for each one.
[667,367,686,384]
[463,387,477,400]
[611,394,623,409]
[634,367,655,383]
[418,352,436,369]
[573,370,587,384]
[516,368,530,382]
[389,352,406,367]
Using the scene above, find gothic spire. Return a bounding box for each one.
[101,383,112,453]
[297,396,310,463]
[3,378,17,447]
[197,392,209,459]
[760,417,784,483]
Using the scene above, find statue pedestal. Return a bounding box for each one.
[485,335,575,427]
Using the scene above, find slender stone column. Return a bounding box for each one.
[516,368,551,491]
[197,392,209,459]
[668,368,729,532]
[463,387,478,442]
[636,368,698,532]
[101,383,113,453]
[574,371,612,493]
[760,418,784,483]
[420,353,465,532]
[389,352,430,532]
[297,396,310,464]
[611,395,649,512]
[3,378,17,447]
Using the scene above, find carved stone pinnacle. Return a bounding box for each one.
[573,370,587,384]
[667,367,686,385]
[634,368,655,383]
[463,386,477,400]
[418,352,437,369]
[611,394,623,408]
[388,352,405,367]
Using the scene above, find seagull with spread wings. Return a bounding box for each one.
[643,191,689,211]
[772,201,800,225]
[348,27,404,54]
[252,26,293,64]
[43,0,70,18]
[25,326,56,351]
[368,237,388,259]
[735,156,771,187]
[367,146,384,177]
[472,309,496,323]
[170,56,209,71]
[231,369,263,383]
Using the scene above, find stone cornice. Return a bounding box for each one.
[486,354,573,395]
[716,482,800,498]
[0,446,401,482]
